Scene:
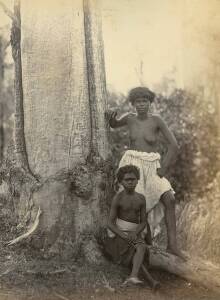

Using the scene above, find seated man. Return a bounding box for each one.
[105,165,159,288]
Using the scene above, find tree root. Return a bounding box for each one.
[7,207,42,246]
[83,238,107,265]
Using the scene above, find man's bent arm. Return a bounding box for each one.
[134,197,147,236]
[109,112,129,128]
[156,115,179,172]
[107,196,128,240]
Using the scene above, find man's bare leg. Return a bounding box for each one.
[161,191,186,260]
[141,265,160,290]
[125,244,146,284]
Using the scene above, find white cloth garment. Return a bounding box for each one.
[107,218,145,238]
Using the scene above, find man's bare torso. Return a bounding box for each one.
[117,190,145,224]
[127,114,159,153]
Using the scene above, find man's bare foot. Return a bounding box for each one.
[123,277,143,285]
[151,280,160,291]
[167,247,187,261]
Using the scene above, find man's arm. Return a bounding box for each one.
[107,195,128,240]
[145,213,152,245]
[136,197,152,244]
[156,115,179,175]
[108,111,129,128]
[134,195,147,236]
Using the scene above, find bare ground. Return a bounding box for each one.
[0,202,219,300]
[0,242,219,300]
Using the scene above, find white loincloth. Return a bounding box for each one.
[107,218,145,238]
[119,150,174,237]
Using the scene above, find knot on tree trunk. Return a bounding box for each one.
[0,158,114,260]
[70,166,93,201]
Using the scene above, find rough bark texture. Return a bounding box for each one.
[21,0,90,177]
[0,37,4,163]
[11,0,30,171]
[83,0,108,160]
[7,0,111,261]
[0,103,4,163]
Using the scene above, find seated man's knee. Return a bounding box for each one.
[161,191,175,207]
[136,243,147,253]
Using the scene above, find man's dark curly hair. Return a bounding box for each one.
[116,165,140,183]
[128,86,155,105]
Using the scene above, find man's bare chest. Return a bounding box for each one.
[119,198,141,212]
[128,118,158,141]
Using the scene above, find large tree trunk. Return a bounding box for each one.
[11,0,31,172]
[7,0,111,261]
[0,37,4,163]
[21,0,108,177]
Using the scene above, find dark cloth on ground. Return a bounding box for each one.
[104,234,149,267]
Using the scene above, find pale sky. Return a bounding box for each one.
[101,0,183,93]
[1,0,220,96]
[101,0,220,95]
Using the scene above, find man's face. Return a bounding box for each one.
[121,172,138,192]
[133,97,151,115]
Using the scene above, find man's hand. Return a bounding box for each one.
[126,232,138,243]
[157,167,166,178]
[105,110,117,123]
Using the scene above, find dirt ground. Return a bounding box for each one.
[0,217,219,300]
[0,249,219,300]
[0,268,219,300]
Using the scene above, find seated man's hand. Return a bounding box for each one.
[127,232,138,243]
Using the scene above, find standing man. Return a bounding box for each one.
[108,86,184,259]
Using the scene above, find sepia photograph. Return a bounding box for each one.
[0,0,219,299]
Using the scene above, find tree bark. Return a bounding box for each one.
[0,37,4,163]
[11,0,31,172]
[0,103,4,163]
[83,0,108,161]
[6,0,112,261]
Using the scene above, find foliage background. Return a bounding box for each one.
[107,87,219,200]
